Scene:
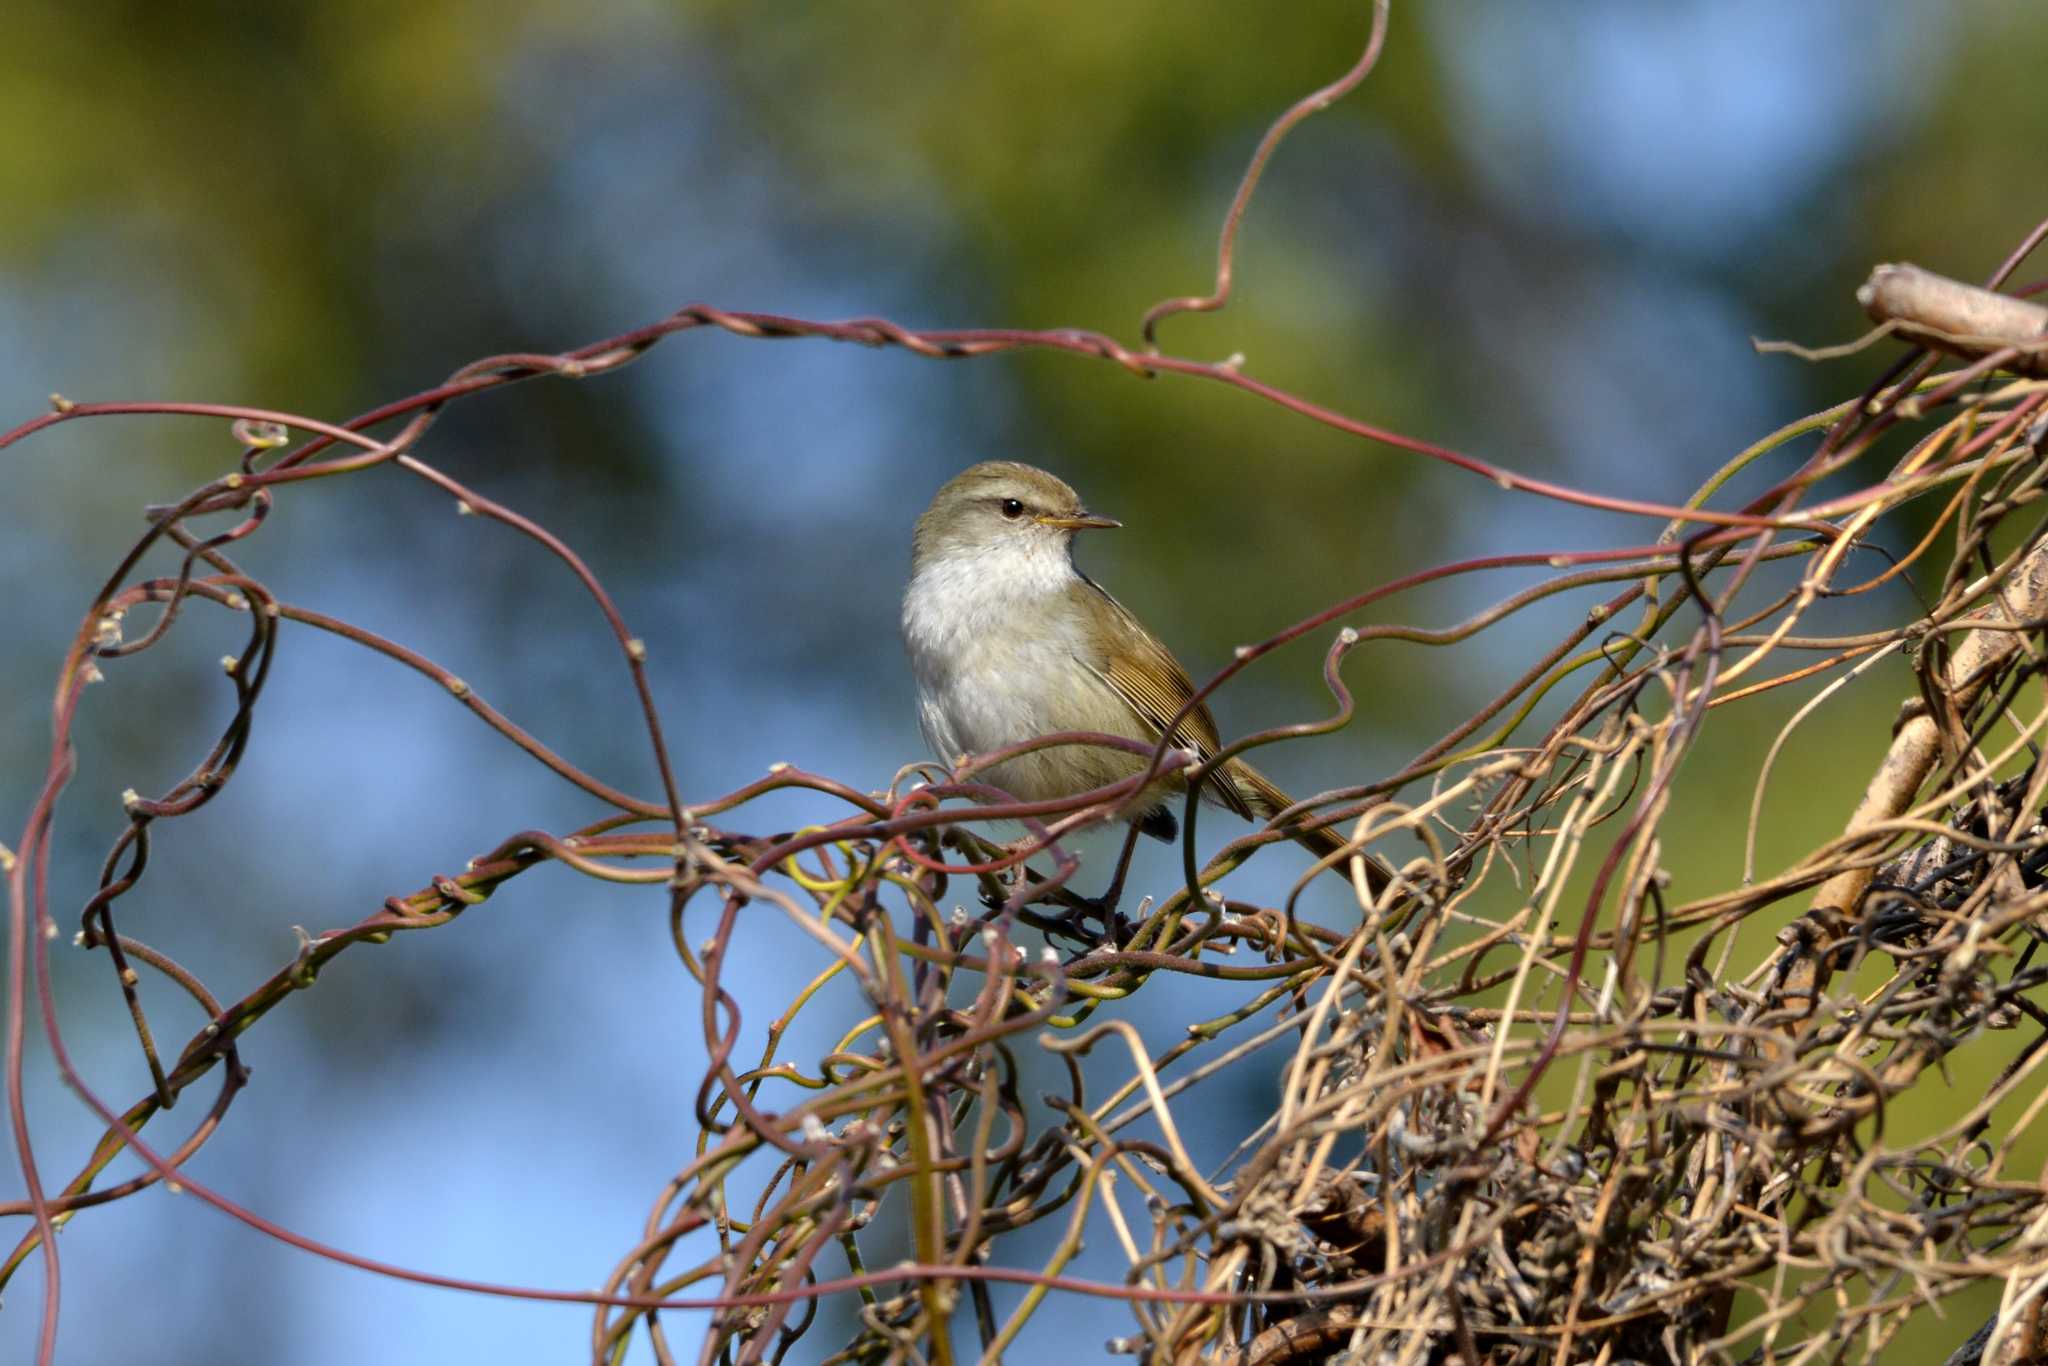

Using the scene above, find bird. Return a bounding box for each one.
[900,460,1390,897]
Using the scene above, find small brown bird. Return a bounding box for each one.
[900,460,1388,892]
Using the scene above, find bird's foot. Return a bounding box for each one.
[999,885,1133,949]
[957,832,1137,947]
[1041,893,1135,949]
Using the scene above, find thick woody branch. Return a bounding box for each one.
[1800,531,2048,932]
[1859,263,2048,375]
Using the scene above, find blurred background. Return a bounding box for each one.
[4,1,2044,1359]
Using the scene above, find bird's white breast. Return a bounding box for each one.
[901,539,1114,795]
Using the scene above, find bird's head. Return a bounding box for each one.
[910,461,1120,574]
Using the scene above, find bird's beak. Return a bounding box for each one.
[1035,512,1121,531]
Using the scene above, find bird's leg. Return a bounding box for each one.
[1043,817,1145,946]
[953,822,1146,948]
[958,832,1138,949]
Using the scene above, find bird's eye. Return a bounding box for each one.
[999,498,1025,519]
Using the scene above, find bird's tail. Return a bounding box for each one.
[1224,758,1395,896]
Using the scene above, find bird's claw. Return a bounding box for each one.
[1045,895,1134,949]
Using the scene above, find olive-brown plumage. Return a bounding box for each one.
[901,461,1387,890]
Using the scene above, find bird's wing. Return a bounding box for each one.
[1072,576,1259,821]
[1072,579,1396,893]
